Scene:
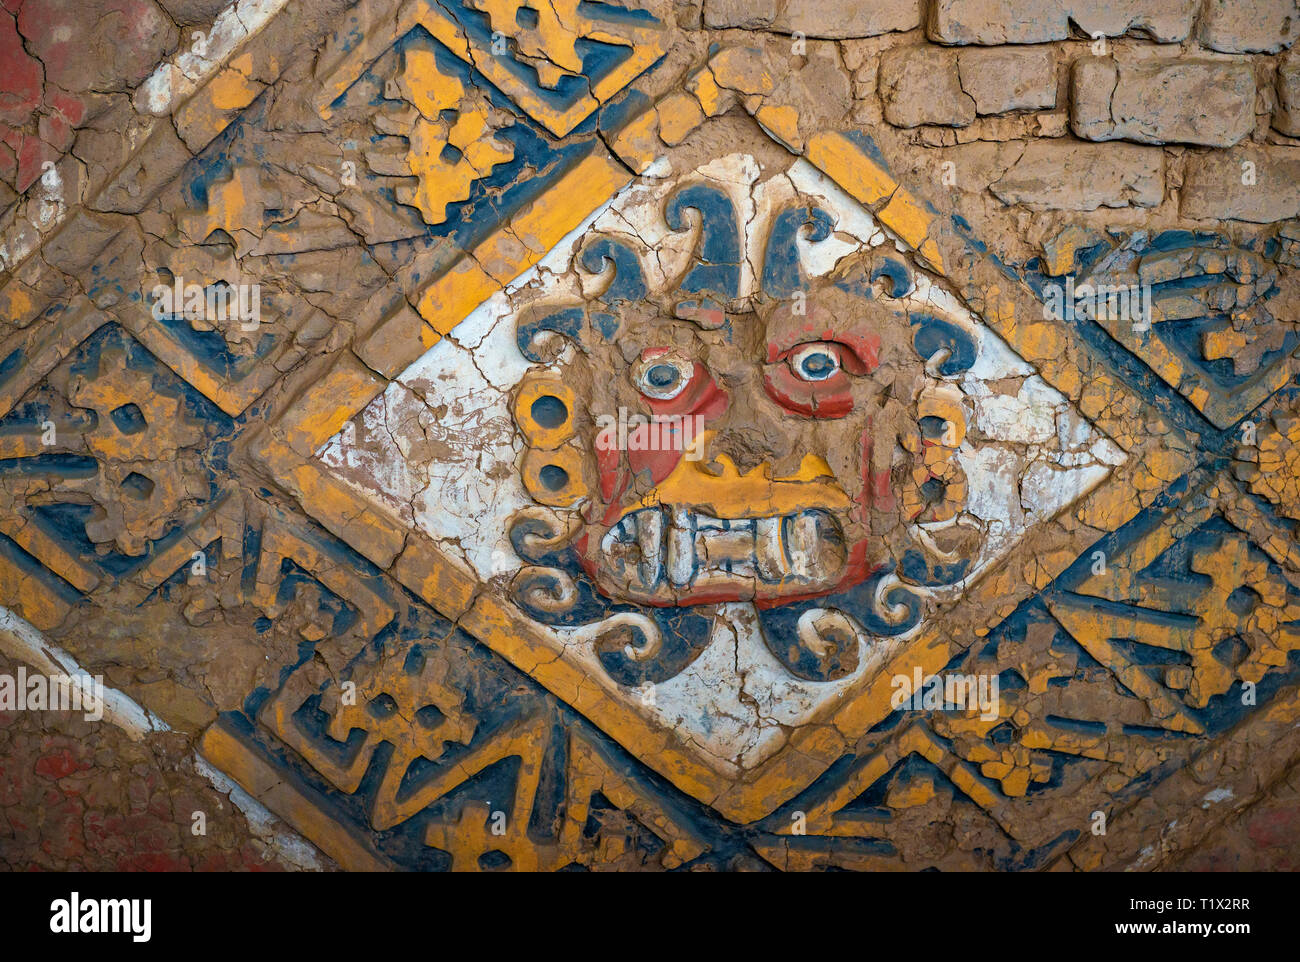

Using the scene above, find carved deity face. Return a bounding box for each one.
[505,160,980,682]
[533,267,940,610]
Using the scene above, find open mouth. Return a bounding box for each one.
[595,506,848,604]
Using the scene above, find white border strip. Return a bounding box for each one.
[0,604,169,739]
[135,0,290,115]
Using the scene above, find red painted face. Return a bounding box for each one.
[569,290,920,609]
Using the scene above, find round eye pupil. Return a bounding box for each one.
[647,364,679,388]
[801,352,835,378]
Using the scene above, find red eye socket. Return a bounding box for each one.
[765,340,859,419]
[628,349,728,422]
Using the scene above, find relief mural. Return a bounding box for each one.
[1,0,1299,877]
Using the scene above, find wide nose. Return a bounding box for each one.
[701,381,794,475]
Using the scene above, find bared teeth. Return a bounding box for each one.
[635,508,663,589]
[598,506,846,600]
[783,510,845,582]
[607,516,635,544]
[695,525,753,564]
[666,506,695,588]
[754,517,784,581]
[785,512,821,579]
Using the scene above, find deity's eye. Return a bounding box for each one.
[632,351,693,400]
[789,343,841,382]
